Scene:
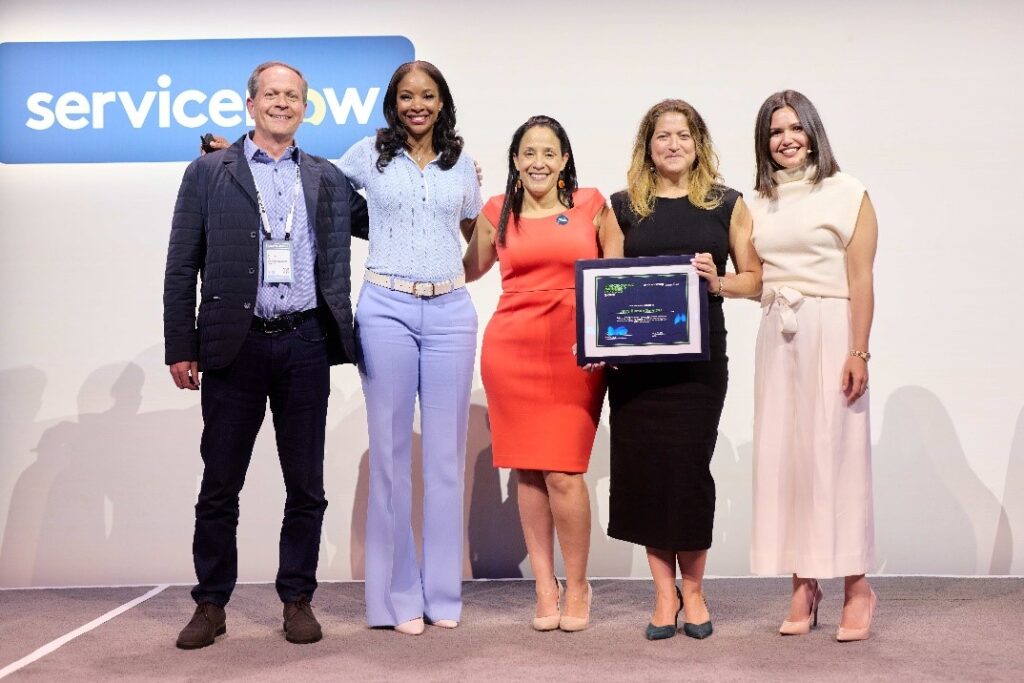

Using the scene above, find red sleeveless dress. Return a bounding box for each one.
[480,188,607,473]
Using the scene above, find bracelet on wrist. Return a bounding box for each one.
[715,277,726,298]
[850,350,871,362]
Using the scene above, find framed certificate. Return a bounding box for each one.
[574,256,709,365]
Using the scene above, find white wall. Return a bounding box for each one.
[1,0,1022,587]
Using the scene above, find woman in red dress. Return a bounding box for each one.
[464,115,623,631]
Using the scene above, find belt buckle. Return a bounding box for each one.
[263,319,286,334]
[413,282,435,298]
[261,314,293,334]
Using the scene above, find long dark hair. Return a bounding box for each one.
[374,60,463,172]
[754,90,840,199]
[497,115,579,247]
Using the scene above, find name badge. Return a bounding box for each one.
[263,240,294,284]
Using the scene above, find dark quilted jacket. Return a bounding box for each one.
[163,135,368,371]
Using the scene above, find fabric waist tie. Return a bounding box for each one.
[761,286,804,334]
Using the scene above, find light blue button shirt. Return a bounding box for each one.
[245,135,317,319]
[337,136,482,282]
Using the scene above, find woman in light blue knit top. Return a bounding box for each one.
[337,60,482,636]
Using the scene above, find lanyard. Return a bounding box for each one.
[256,162,302,240]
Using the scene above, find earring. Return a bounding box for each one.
[557,177,565,190]
[515,178,522,190]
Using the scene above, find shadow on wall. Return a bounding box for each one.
[702,387,1016,578]
[707,432,753,577]
[0,367,47,586]
[873,386,1005,574]
[0,357,201,587]
[585,420,635,579]
[321,386,370,580]
[994,405,1024,573]
[466,403,527,579]
[6,368,1018,586]
[346,391,529,580]
[345,390,634,581]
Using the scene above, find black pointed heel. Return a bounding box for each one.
[682,594,713,640]
[645,586,683,641]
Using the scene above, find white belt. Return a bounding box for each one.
[364,269,466,298]
[761,286,804,334]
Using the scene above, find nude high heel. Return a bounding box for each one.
[532,579,563,631]
[394,617,425,636]
[780,580,823,635]
[427,617,459,629]
[836,588,877,642]
[558,583,592,632]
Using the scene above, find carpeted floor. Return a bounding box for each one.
[1,578,1022,681]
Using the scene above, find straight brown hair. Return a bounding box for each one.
[753,90,840,199]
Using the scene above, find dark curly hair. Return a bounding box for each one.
[374,60,463,172]
[497,115,579,247]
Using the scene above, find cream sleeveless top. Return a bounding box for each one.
[749,166,866,299]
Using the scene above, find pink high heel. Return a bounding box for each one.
[836,588,877,642]
[532,578,563,631]
[779,580,823,635]
[394,617,425,636]
[558,583,592,632]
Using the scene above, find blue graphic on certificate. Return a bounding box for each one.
[574,256,709,365]
[595,272,691,347]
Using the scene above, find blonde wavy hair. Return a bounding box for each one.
[627,99,724,218]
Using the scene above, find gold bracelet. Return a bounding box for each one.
[850,350,871,362]
[716,277,726,297]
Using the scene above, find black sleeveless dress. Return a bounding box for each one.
[607,188,738,551]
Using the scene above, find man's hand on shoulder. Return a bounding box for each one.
[170,361,201,390]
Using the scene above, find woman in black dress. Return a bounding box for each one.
[609,99,761,640]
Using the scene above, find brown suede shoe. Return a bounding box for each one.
[283,598,322,644]
[176,603,226,650]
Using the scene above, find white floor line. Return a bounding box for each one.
[0,584,168,680]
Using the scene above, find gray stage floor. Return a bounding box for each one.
[1,577,1022,681]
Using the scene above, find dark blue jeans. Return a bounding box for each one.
[191,315,330,607]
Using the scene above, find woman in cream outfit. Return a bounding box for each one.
[747,90,879,642]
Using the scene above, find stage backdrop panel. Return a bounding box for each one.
[1,0,1022,587]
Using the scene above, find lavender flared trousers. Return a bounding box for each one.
[356,282,477,626]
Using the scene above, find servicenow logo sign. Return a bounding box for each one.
[0,36,414,164]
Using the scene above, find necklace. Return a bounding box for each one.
[410,146,433,166]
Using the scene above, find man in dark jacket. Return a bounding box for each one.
[163,61,368,649]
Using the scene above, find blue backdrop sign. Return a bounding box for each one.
[0,36,414,164]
